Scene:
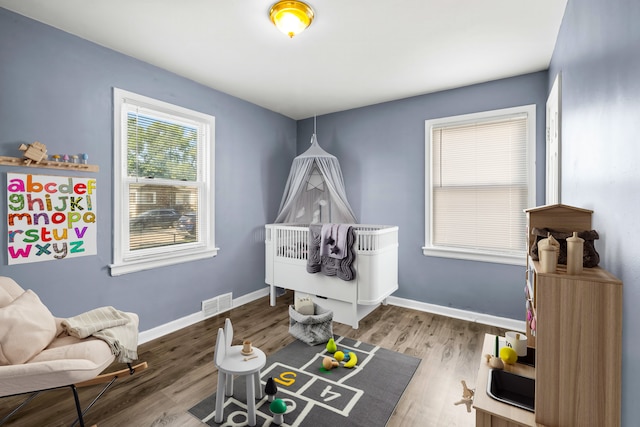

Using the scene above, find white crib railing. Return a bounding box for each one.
[274,226,308,259]
[266,224,398,260]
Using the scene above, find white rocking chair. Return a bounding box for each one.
[0,276,148,427]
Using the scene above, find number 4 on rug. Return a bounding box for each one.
[321,385,341,402]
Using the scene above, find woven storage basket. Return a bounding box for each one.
[288,303,333,345]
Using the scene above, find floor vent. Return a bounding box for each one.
[202,293,233,319]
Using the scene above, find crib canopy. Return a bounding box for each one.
[274,134,357,224]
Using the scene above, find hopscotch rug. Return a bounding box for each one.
[189,336,421,426]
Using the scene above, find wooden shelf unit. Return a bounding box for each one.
[525,204,622,427]
[524,204,593,347]
[475,204,622,427]
[0,155,99,172]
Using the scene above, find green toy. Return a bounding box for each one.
[326,337,337,353]
[270,398,287,425]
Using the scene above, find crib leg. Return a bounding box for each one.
[351,303,359,329]
[270,285,276,306]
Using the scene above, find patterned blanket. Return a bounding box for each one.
[307,224,355,281]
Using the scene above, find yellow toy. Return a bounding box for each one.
[343,352,357,368]
[334,351,345,362]
[499,346,518,365]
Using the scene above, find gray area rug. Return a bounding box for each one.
[189,336,420,426]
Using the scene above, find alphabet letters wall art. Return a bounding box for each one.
[6,173,97,264]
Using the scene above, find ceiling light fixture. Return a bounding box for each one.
[269,1,315,38]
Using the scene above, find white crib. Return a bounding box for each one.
[265,223,399,328]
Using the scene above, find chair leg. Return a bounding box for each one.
[2,386,90,427]
[214,372,226,423]
[70,376,119,427]
[225,373,234,397]
[0,392,41,426]
[254,371,263,399]
[70,385,85,427]
[246,373,256,427]
[1,363,147,427]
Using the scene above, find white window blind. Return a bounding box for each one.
[424,105,535,265]
[126,108,202,253]
[111,88,217,276]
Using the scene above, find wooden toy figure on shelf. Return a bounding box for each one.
[18,141,48,165]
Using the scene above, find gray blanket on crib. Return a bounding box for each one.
[307,224,356,281]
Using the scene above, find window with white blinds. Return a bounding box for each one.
[423,105,535,265]
[110,88,217,276]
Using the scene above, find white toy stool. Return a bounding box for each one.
[213,320,266,426]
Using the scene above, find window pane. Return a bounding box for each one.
[433,119,527,187]
[127,112,198,181]
[128,183,199,252]
[433,185,527,252]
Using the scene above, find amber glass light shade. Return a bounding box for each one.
[269,1,315,38]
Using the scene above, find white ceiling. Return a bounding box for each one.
[0,0,568,120]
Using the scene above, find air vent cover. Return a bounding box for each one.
[201,293,233,318]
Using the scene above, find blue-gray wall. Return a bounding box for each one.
[548,0,639,424]
[0,9,296,330]
[297,72,548,320]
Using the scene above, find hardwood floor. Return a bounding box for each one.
[1,292,505,427]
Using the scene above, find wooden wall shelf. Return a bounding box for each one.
[0,156,99,172]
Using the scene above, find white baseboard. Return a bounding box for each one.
[386,296,526,332]
[138,287,269,344]
[233,287,270,308]
[139,287,524,344]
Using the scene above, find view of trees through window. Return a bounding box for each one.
[126,113,201,251]
[127,113,198,180]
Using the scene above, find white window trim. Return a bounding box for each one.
[422,105,536,266]
[110,88,218,276]
[546,73,561,205]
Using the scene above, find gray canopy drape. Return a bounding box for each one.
[274,134,357,224]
